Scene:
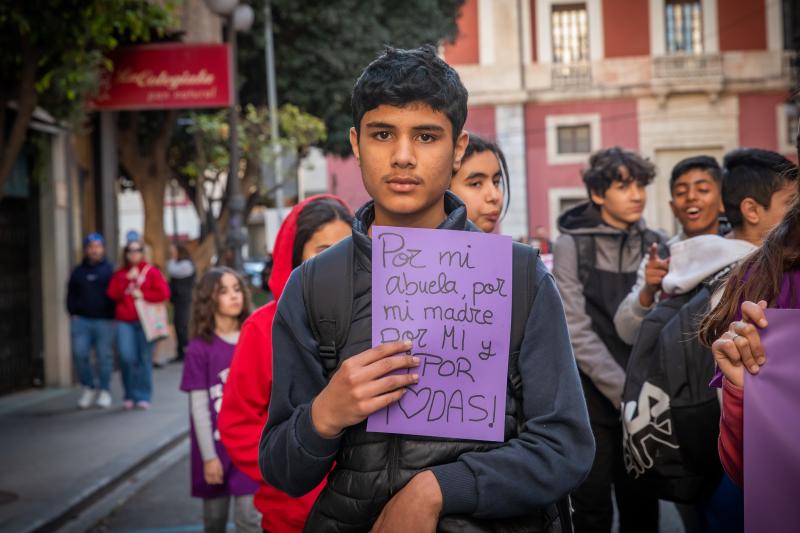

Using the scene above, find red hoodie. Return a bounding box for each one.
[107,261,170,322]
[219,195,350,533]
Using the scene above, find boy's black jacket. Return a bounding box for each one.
[67,258,115,319]
[260,192,594,531]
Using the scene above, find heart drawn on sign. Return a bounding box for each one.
[397,386,431,419]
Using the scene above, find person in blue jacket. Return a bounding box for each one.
[67,233,116,409]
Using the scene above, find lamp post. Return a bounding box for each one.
[204,0,253,272]
[264,0,284,221]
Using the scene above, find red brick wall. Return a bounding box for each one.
[603,0,650,57]
[464,105,496,139]
[444,0,480,65]
[326,155,369,212]
[718,0,766,51]
[739,92,797,161]
[524,99,640,233]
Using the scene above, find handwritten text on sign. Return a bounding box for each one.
[366,226,512,442]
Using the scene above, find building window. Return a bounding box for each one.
[787,105,799,146]
[557,124,592,154]
[551,3,589,64]
[665,0,703,54]
[548,187,588,238]
[546,114,600,165]
[778,103,799,154]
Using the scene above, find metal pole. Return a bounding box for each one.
[264,0,284,221]
[171,180,179,243]
[227,16,245,271]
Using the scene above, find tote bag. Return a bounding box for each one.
[134,265,170,342]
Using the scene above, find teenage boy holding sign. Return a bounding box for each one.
[259,46,593,532]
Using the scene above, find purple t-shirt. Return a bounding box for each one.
[180,335,259,499]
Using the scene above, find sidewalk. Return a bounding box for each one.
[0,363,188,533]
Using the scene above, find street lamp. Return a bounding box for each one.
[203,0,253,272]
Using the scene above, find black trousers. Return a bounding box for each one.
[173,299,190,360]
[572,421,659,533]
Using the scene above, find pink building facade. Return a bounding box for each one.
[329,0,798,239]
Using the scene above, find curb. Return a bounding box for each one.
[27,429,189,533]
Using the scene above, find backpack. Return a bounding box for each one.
[572,230,666,285]
[621,266,732,503]
[301,236,574,533]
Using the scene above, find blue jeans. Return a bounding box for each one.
[71,317,115,391]
[116,321,155,402]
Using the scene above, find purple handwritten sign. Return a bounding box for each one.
[366,226,512,442]
[744,308,800,533]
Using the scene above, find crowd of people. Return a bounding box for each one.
[64,45,799,533]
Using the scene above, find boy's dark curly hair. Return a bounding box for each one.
[582,146,656,205]
[351,45,468,142]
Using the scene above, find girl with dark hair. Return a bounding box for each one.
[699,136,800,488]
[218,195,352,533]
[107,239,170,409]
[449,133,509,233]
[179,267,261,532]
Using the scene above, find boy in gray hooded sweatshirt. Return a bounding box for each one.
[553,147,664,532]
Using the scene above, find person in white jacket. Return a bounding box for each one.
[614,156,724,345]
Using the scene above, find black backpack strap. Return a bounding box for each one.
[703,263,735,292]
[572,235,595,286]
[508,243,574,533]
[508,243,539,403]
[301,237,355,378]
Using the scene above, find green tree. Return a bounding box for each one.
[164,104,326,270]
[0,0,175,198]
[237,0,465,156]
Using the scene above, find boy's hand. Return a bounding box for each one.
[371,470,442,533]
[311,340,420,438]
[203,458,224,485]
[712,300,768,388]
[639,243,669,308]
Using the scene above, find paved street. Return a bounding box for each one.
[91,454,210,533]
[0,357,688,533]
[0,363,188,533]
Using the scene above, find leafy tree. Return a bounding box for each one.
[237,0,465,155]
[160,104,326,270]
[0,0,175,198]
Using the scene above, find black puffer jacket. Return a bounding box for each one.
[261,193,594,532]
[304,215,556,532]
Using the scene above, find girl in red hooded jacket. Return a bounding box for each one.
[219,196,352,532]
[107,239,170,409]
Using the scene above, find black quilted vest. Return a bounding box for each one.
[302,197,558,533]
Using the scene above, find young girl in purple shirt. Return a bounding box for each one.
[180,267,260,532]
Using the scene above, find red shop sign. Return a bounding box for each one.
[91,43,232,110]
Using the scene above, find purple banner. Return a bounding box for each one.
[744,308,800,533]
[366,226,513,442]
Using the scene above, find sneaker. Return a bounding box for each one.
[77,388,95,409]
[123,400,135,410]
[96,390,112,409]
[135,401,151,410]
